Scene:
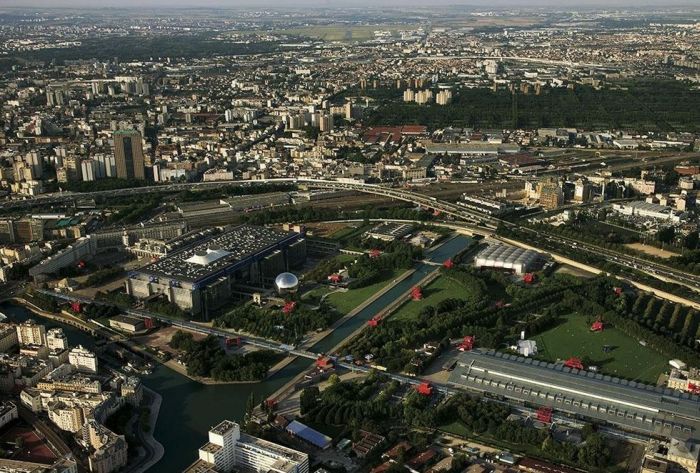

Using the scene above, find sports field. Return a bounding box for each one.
[391,275,468,322]
[532,314,668,384]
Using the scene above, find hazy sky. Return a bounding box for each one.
[2,0,697,8]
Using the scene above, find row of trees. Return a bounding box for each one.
[169,332,277,381]
[176,183,295,203]
[536,218,700,276]
[143,298,188,320]
[346,241,420,290]
[364,80,700,132]
[213,303,333,344]
[243,205,434,227]
[108,197,159,225]
[84,267,123,287]
[300,373,612,471]
[63,178,148,193]
[497,224,700,301]
[628,293,700,342]
[540,277,700,369]
[443,394,610,469]
[14,32,284,63]
[344,269,577,371]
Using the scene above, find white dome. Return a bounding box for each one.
[275,272,299,292]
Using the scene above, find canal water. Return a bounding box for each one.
[1,235,472,472]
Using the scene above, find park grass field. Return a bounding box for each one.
[440,420,470,438]
[326,269,406,315]
[327,224,370,242]
[391,275,467,322]
[532,314,668,384]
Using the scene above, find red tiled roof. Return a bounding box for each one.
[371,462,393,473]
[408,448,437,467]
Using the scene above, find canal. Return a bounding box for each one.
[1,234,473,472]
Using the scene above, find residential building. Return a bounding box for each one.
[186,420,309,473]
[0,401,18,429]
[84,420,128,473]
[48,402,84,433]
[69,346,99,374]
[537,179,564,210]
[47,328,69,351]
[0,323,18,352]
[113,129,145,180]
[16,319,46,346]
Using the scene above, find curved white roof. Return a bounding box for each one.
[185,248,232,266]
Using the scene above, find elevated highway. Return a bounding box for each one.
[14,176,698,296]
[0,178,495,228]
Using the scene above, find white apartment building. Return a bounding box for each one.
[69,346,99,374]
[187,420,309,473]
[48,402,84,432]
[16,319,46,346]
[47,328,69,351]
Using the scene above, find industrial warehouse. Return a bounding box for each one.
[474,243,541,275]
[448,349,700,443]
[126,224,306,316]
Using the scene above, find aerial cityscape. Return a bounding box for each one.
[0,1,699,472]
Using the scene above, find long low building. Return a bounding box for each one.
[126,224,306,316]
[448,349,700,442]
[612,201,686,223]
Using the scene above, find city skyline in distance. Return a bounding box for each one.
[3,0,700,9]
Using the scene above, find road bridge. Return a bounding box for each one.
[33,289,458,395]
[34,289,321,361]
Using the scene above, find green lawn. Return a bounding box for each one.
[440,420,470,438]
[532,314,668,384]
[326,269,405,315]
[327,224,371,243]
[391,275,467,322]
[301,286,332,301]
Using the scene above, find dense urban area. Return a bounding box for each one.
[0,2,699,473]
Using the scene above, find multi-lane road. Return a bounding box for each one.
[11,174,699,296]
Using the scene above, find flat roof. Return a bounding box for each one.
[109,315,144,325]
[211,420,236,435]
[620,201,681,215]
[132,225,300,284]
[448,349,700,440]
[285,420,332,449]
[239,431,308,463]
[366,222,414,238]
